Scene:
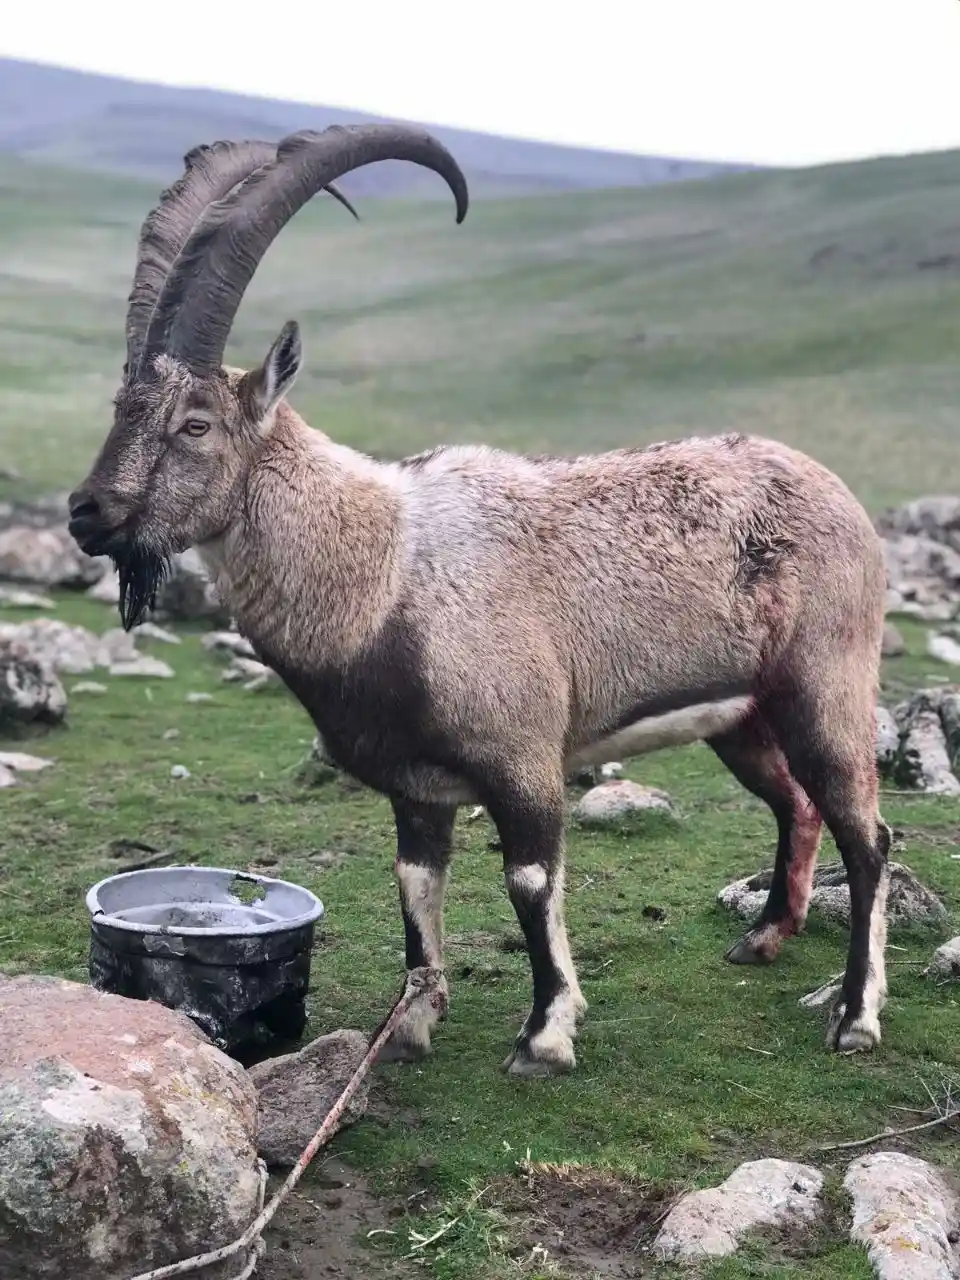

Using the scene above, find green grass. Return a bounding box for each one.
[2,147,960,1276]
[0,596,957,1279]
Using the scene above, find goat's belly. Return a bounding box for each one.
[566,696,753,771]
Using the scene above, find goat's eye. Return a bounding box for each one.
[179,419,210,438]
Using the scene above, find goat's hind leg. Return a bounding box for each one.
[709,709,822,965]
[487,775,586,1077]
[380,799,456,1062]
[764,668,890,1053]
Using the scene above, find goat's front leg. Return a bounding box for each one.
[489,782,587,1077]
[380,798,456,1062]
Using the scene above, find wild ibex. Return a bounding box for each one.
[69,123,891,1076]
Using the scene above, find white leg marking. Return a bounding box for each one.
[861,870,889,1026]
[386,862,450,1060]
[397,862,448,967]
[829,867,889,1053]
[508,864,586,1076]
[506,863,548,898]
[567,696,753,771]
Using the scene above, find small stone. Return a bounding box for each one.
[202,630,256,658]
[844,1151,960,1280]
[86,571,120,604]
[134,622,181,645]
[109,656,175,679]
[926,936,960,982]
[654,1158,823,1262]
[600,761,623,779]
[170,765,191,780]
[248,1030,370,1168]
[0,763,15,788]
[881,621,906,657]
[0,751,54,772]
[186,692,214,704]
[71,681,107,696]
[222,656,273,683]
[928,633,960,666]
[162,728,180,741]
[0,586,55,609]
[798,974,845,1009]
[574,779,676,829]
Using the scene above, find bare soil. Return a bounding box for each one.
[493,1163,678,1278]
[260,1158,420,1280]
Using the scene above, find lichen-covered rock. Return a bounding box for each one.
[654,1158,823,1262]
[876,706,900,775]
[720,862,947,929]
[844,1151,960,1280]
[0,525,104,588]
[573,779,676,829]
[926,937,960,983]
[882,532,960,622]
[0,641,66,728]
[0,974,261,1280]
[894,690,960,795]
[248,1029,370,1168]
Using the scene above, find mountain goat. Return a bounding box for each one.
[68,123,891,1077]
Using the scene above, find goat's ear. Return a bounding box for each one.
[243,320,302,423]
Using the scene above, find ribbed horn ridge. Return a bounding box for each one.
[142,123,469,374]
[126,139,360,374]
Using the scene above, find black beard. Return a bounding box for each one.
[111,542,170,631]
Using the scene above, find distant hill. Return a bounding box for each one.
[0,57,754,199]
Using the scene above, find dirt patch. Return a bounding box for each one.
[260,1158,420,1279]
[494,1162,678,1278]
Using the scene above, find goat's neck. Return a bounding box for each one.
[198,414,404,669]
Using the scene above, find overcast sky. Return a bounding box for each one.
[4,0,959,167]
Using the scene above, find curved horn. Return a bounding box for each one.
[126,140,359,374]
[143,124,469,375]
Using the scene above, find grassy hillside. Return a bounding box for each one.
[2,146,960,510]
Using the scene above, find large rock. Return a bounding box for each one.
[573,779,676,830]
[0,526,104,588]
[878,495,960,549]
[882,534,960,622]
[0,974,261,1280]
[894,690,960,795]
[248,1029,370,1168]
[844,1151,960,1280]
[654,1158,823,1262]
[0,639,66,728]
[720,862,947,929]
